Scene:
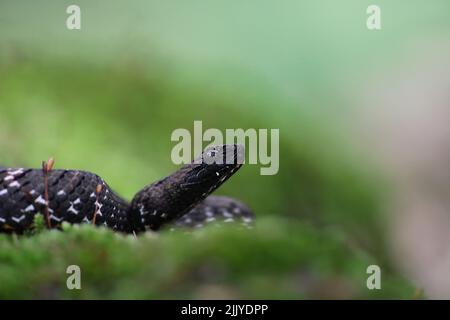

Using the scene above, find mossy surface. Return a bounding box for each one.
[0,217,414,299]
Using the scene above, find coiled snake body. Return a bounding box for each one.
[0,145,253,234]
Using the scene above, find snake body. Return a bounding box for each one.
[0,145,253,234]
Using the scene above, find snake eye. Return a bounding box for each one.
[207,150,216,157]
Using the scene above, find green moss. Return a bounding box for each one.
[0,218,413,299]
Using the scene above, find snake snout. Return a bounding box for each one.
[202,144,245,166]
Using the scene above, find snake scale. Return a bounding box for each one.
[0,145,254,234]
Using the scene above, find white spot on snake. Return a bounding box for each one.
[35,195,47,205]
[12,215,26,223]
[184,217,192,224]
[215,172,219,176]
[82,217,90,223]
[161,213,167,219]
[242,217,252,224]
[22,204,35,213]
[94,201,102,208]
[205,210,214,217]
[0,189,8,196]
[8,181,20,188]
[29,190,36,195]
[74,198,81,205]
[57,190,66,196]
[4,175,14,181]
[50,215,62,222]
[8,169,24,175]
[0,217,5,223]
[206,217,216,223]
[90,192,96,198]
[68,205,79,215]
[222,211,233,218]
[94,201,103,217]
[138,204,147,217]
[224,218,234,223]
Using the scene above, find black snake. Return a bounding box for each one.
[0,145,254,234]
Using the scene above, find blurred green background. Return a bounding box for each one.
[0,0,448,299]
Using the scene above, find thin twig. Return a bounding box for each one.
[42,157,54,229]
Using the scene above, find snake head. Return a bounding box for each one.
[130,144,245,231]
[187,144,245,188]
